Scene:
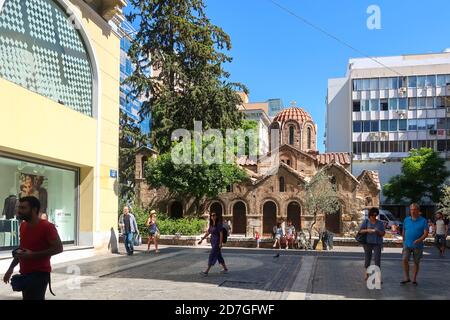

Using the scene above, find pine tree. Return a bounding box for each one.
[125,0,247,153]
[119,109,149,206]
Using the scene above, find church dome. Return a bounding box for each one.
[273,107,313,125]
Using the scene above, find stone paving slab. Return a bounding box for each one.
[0,246,448,300]
[309,255,450,300]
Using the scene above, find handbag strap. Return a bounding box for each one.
[362,219,369,229]
[48,274,55,296]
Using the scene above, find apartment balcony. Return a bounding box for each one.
[353,151,450,161]
[353,153,409,161]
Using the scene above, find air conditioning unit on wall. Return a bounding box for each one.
[396,110,407,119]
[369,132,379,141]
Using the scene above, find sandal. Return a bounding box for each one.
[412,281,418,286]
[400,279,411,285]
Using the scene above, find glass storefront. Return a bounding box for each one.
[0,154,78,250]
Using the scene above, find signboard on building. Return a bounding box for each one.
[110,169,117,178]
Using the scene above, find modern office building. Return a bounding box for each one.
[240,94,284,119]
[267,98,284,117]
[326,50,450,216]
[0,0,126,251]
[237,92,272,155]
[119,20,150,135]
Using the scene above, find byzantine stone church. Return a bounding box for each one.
[135,107,380,237]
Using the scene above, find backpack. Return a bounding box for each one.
[222,225,228,243]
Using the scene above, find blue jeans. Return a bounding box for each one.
[124,232,134,254]
[327,233,334,249]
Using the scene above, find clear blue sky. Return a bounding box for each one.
[125,0,450,152]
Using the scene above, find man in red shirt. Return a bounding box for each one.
[2,196,63,300]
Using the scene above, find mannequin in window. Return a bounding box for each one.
[35,176,48,214]
[2,188,18,220]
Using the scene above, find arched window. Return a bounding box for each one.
[232,201,247,234]
[330,175,337,191]
[0,0,93,116]
[169,201,183,219]
[279,177,285,192]
[307,127,312,149]
[289,126,294,145]
[141,156,148,179]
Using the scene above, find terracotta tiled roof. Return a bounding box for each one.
[251,162,308,186]
[273,107,313,124]
[320,161,360,185]
[316,153,351,166]
[236,156,257,166]
[358,170,381,191]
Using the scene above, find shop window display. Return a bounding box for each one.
[0,155,77,249]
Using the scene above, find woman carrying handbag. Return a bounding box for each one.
[358,207,385,281]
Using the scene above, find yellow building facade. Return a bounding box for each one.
[0,0,125,251]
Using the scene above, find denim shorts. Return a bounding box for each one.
[435,234,446,247]
[402,247,423,264]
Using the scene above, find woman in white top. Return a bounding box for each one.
[434,212,448,258]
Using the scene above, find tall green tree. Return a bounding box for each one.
[125,0,247,153]
[304,171,340,241]
[119,109,149,206]
[383,148,450,204]
[145,152,248,214]
[437,186,450,218]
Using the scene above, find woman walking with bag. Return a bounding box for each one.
[359,207,385,281]
[198,211,228,276]
[146,210,159,254]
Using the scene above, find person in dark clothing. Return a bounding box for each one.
[2,194,18,219]
[198,211,228,276]
[2,196,63,300]
[359,207,386,281]
[118,206,139,256]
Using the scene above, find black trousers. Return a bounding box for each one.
[363,244,382,269]
[22,272,50,300]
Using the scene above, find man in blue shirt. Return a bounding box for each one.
[401,203,428,286]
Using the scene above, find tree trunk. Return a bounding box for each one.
[194,197,207,217]
[308,214,317,242]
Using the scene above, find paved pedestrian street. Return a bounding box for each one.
[1,246,449,300]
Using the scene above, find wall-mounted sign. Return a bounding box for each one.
[110,169,117,178]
